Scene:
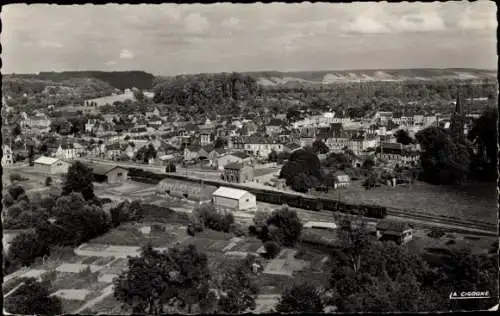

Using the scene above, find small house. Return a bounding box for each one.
[208,148,227,168]
[376,219,413,245]
[221,162,254,183]
[216,152,253,170]
[2,145,14,167]
[34,156,70,174]
[332,172,350,189]
[212,187,257,212]
[88,163,128,184]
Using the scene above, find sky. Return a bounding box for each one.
[1,2,497,75]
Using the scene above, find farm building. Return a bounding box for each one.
[303,221,337,231]
[212,186,257,211]
[325,172,350,189]
[87,163,128,184]
[157,179,216,203]
[376,219,413,245]
[221,162,254,183]
[34,156,70,174]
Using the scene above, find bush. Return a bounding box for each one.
[193,204,234,232]
[264,241,280,259]
[10,172,22,183]
[427,229,445,239]
[8,185,26,201]
[187,224,196,236]
[229,223,247,237]
[45,177,53,186]
[248,225,258,236]
[41,270,57,283]
[3,192,15,208]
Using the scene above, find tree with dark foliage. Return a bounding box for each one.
[395,129,414,145]
[4,278,62,315]
[218,256,259,313]
[467,107,497,181]
[63,161,95,200]
[264,207,303,247]
[8,231,50,267]
[268,149,278,162]
[415,127,470,185]
[280,149,322,192]
[276,282,324,313]
[114,244,211,314]
[214,137,227,149]
[312,139,330,154]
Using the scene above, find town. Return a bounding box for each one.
[2,2,498,315]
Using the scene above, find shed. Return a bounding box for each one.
[87,163,128,184]
[303,221,337,231]
[34,156,70,174]
[212,186,257,211]
[376,219,413,244]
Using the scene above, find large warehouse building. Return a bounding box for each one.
[212,186,257,212]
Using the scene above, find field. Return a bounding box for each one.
[314,180,497,223]
[85,91,136,106]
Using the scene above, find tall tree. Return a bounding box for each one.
[62,161,95,200]
[312,139,330,154]
[394,129,414,145]
[114,244,211,314]
[8,231,50,267]
[217,256,259,313]
[276,282,324,313]
[265,207,303,247]
[415,127,470,185]
[4,278,62,315]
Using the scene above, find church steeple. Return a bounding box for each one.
[455,91,464,116]
[450,88,465,141]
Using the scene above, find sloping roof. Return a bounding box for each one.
[186,144,201,152]
[34,156,61,165]
[376,219,411,233]
[224,162,244,170]
[230,151,250,159]
[213,147,227,155]
[87,163,126,176]
[213,187,251,200]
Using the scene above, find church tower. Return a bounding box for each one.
[450,90,465,141]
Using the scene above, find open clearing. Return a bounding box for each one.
[313,180,497,223]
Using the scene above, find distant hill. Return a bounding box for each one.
[242,68,497,86]
[2,75,117,99]
[36,71,155,90]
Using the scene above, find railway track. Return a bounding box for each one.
[102,169,497,235]
[387,209,497,234]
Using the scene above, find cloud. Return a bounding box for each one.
[184,12,209,34]
[38,40,63,48]
[342,16,391,34]
[1,3,497,74]
[160,5,182,22]
[221,17,240,29]
[119,49,134,59]
[457,5,497,31]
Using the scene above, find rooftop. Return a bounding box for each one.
[376,219,411,233]
[229,151,251,159]
[86,163,125,175]
[213,186,251,200]
[34,156,61,165]
[224,162,244,170]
